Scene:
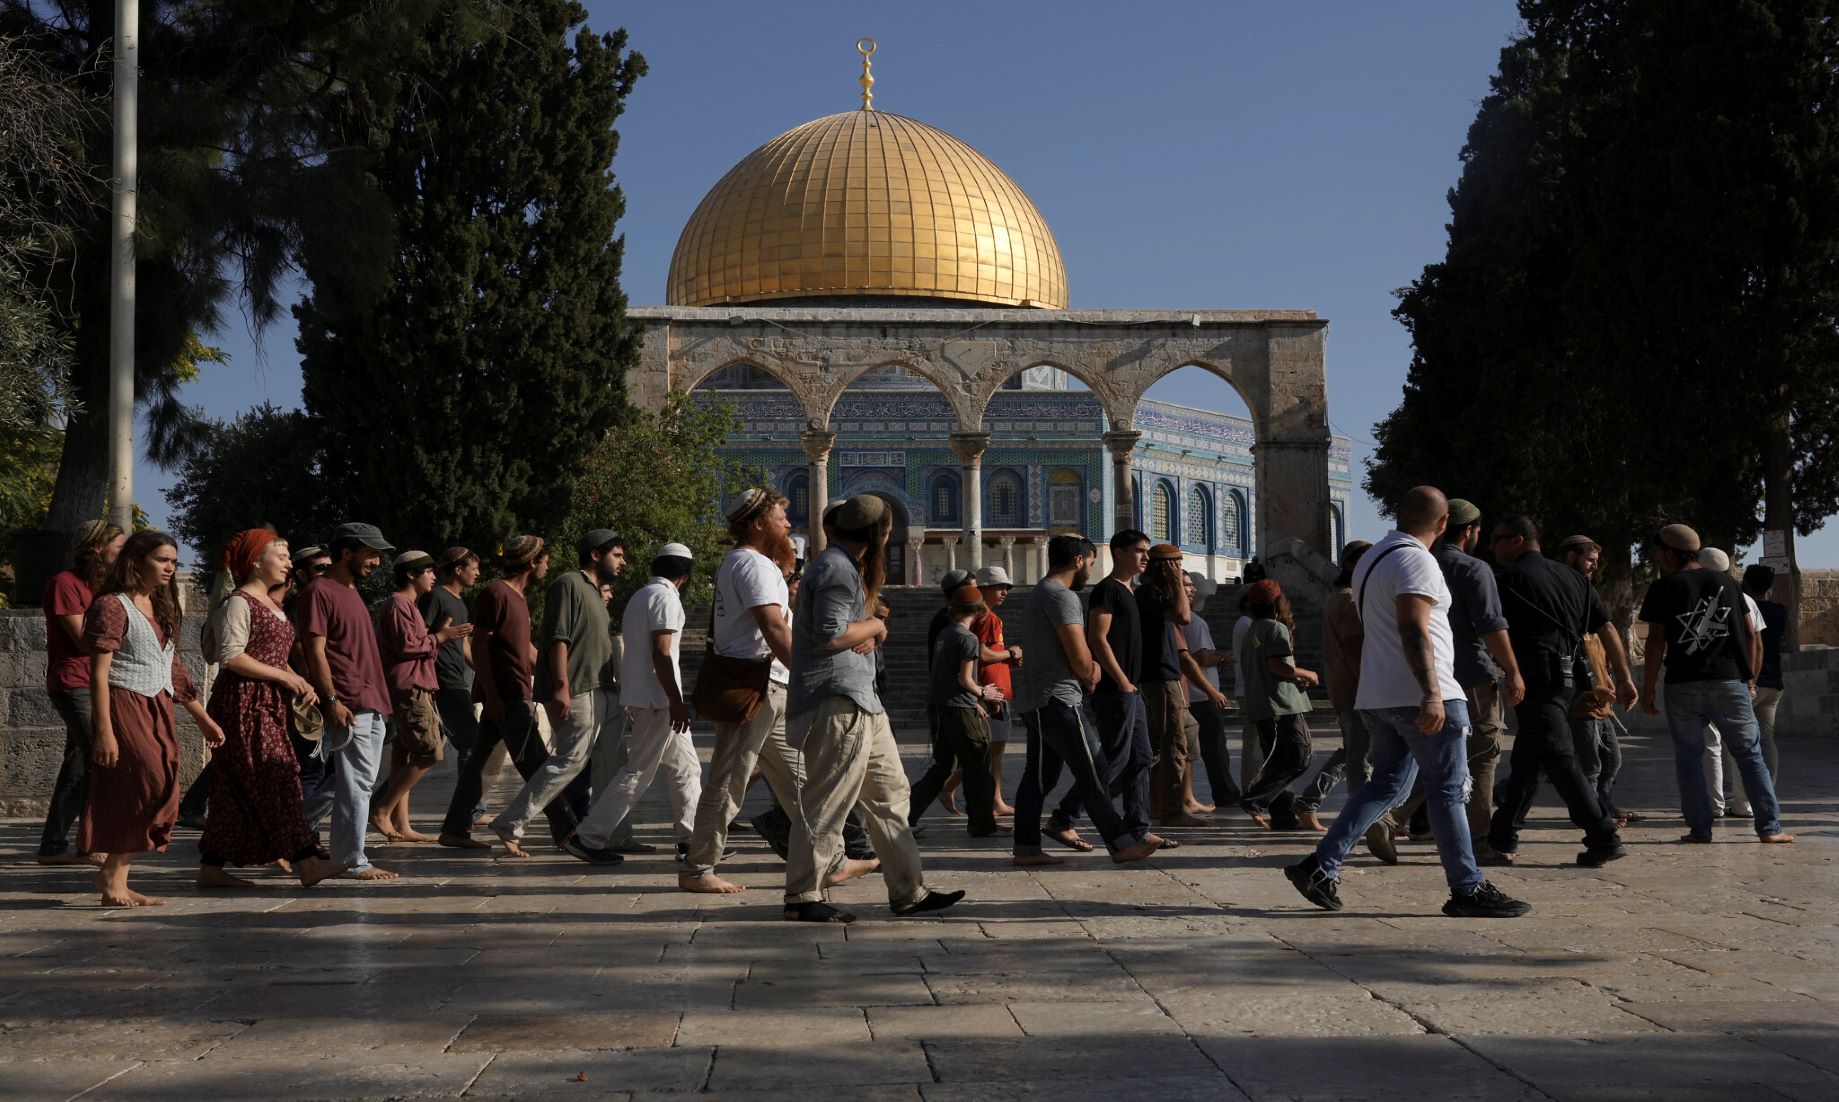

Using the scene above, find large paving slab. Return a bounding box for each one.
[1,723,1836,1099]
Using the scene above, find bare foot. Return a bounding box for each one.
[125,888,166,906]
[679,872,746,894]
[369,816,405,842]
[1296,811,1327,833]
[1761,832,1796,844]
[273,858,293,874]
[296,857,354,888]
[344,865,400,881]
[1186,802,1217,815]
[438,833,492,851]
[1112,840,1160,864]
[395,829,437,843]
[1012,852,1064,867]
[939,796,966,817]
[93,871,136,908]
[195,866,259,889]
[498,837,533,859]
[1160,813,1211,828]
[824,857,881,886]
[993,803,1017,817]
[1246,811,1271,829]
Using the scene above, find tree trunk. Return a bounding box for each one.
[1762,403,1799,650]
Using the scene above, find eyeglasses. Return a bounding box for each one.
[309,563,331,575]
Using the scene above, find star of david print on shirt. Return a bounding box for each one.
[1675,596,1732,655]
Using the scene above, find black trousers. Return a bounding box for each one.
[1241,712,1312,822]
[909,707,997,834]
[1053,691,1152,838]
[37,690,94,856]
[1189,702,1240,804]
[441,700,578,844]
[1016,702,1134,853]
[1488,683,1620,854]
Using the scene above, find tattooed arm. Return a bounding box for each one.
[1395,593,1445,733]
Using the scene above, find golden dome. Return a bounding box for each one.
[667,109,1067,309]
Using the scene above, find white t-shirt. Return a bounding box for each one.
[1183,617,1221,704]
[713,547,791,685]
[619,577,686,710]
[1353,530,1458,711]
[1230,615,1251,699]
[1742,592,1763,634]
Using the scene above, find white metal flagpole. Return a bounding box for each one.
[106,0,138,531]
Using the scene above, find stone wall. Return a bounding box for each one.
[1799,569,1839,647]
[0,609,208,817]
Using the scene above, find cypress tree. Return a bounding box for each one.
[295,1,646,551]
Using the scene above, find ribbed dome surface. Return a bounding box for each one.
[667,110,1066,308]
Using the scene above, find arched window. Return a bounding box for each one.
[784,472,810,526]
[1186,486,1212,550]
[1047,468,1083,530]
[1328,503,1345,553]
[1223,490,1245,556]
[1131,475,1143,530]
[987,470,1023,527]
[1150,481,1175,544]
[929,471,960,526]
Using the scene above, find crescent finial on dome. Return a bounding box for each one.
[857,38,876,110]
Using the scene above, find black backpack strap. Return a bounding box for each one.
[1354,540,1414,624]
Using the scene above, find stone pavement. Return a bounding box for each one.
[3,722,1837,1101]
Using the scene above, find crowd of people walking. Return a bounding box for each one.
[31,482,1794,921]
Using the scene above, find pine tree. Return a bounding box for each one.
[295,1,646,552]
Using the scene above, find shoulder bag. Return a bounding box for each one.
[690,558,773,725]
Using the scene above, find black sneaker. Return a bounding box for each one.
[1443,880,1531,918]
[563,836,626,866]
[1284,855,1343,911]
[1576,844,1627,868]
[891,888,965,917]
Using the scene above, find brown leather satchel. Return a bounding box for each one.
[691,642,772,725]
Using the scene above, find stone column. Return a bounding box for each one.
[951,431,991,571]
[1034,537,1049,582]
[999,536,1016,580]
[941,535,959,572]
[1250,322,1333,556]
[906,536,924,585]
[1102,430,1142,537]
[801,429,835,555]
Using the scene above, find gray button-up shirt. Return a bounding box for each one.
[1434,541,1509,689]
[787,544,883,723]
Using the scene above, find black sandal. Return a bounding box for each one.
[1047,827,1095,852]
[784,901,855,924]
[891,889,965,917]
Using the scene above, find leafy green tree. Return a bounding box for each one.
[1370,0,1839,587]
[563,395,761,611]
[296,1,646,554]
[163,403,350,575]
[0,2,444,528]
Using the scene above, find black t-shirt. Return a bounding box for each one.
[1639,568,1753,684]
[1496,553,1609,688]
[1136,581,1183,684]
[1089,577,1142,696]
[926,607,951,669]
[929,622,982,711]
[416,586,473,692]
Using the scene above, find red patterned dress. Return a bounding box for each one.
[199,591,316,866]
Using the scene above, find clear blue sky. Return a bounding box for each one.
[136,0,1838,565]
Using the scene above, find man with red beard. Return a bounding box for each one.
[679,489,808,893]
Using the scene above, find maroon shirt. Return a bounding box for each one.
[473,579,534,704]
[43,570,94,693]
[297,577,392,716]
[376,593,438,697]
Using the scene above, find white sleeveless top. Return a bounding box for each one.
[107,592,176,698]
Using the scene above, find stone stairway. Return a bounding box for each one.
[678,581,1329,745]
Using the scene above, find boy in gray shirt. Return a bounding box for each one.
[908,581,1006,836]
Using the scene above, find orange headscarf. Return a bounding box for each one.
[222,528,281,582]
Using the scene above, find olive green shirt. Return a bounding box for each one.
[533,570,615,702]
[1238,618,1312,722]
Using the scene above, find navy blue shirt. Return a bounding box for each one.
[1434,542,1509,689]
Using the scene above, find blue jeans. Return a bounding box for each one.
[1661,680,1783,838]
[330,710,387,873]
[1316,700,1481,893]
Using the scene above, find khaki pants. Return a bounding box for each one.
[1145,679,1190,821]
[684,682,805,875]
[576,705,702,849]
[784,697,926,907]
